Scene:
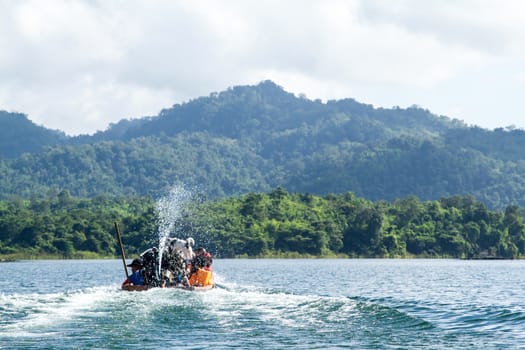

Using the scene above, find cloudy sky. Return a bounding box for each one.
[1,0,524,135]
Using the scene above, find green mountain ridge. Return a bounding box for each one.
[1,80,525,209]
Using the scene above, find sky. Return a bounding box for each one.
[1,0,524,136]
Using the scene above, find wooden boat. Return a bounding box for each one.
[114,222,214,293]
[122,267,215,292]
[122,283,215,292]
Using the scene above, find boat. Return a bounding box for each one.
[121,265,216,292]
[122,283,215,292]
[114,222,215,292]
[119,237,215,292]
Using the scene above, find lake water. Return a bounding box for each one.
[1,259,524,349]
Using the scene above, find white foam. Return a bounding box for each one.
[197,283,357,330]
[0,285,120,337]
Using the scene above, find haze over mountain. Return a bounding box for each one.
[1,81,524,209]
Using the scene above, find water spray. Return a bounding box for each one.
[155,185,193,276]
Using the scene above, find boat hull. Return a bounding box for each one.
[122,284,215,292]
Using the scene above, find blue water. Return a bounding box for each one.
[1,259,525,349]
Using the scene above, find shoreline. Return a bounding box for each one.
[1,254,517,261]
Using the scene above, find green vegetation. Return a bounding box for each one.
[2,81,525,209]
[0,191,157,259]
[2,189,524,260]
[2,81,525,260]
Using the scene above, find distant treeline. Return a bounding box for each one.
[1,189,524,259]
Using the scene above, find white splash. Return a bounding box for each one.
[0,286,118,337]
[155,185,193,275]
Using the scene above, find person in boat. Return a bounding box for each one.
[188,247,214,287]
[121,258,144,287]
[189,247,213,274]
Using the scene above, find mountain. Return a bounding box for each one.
[77,80,460,144]
[0,111,67,158]
[1,80,525,209]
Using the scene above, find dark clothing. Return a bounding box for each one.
[191,252,213,273]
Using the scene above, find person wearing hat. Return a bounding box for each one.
[121,258,144,287]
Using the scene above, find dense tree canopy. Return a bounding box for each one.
[2,189,524,260]
[2,81,525,210]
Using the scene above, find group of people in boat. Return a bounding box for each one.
[121,237,213,289]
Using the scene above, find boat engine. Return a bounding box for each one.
[139,240,189,287]
[160,243,188,287]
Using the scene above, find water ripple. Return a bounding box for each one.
[2,259,525,349]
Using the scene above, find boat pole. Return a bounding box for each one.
[114,221,129,280]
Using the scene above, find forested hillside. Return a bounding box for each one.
[0,111,66,158]
[2,81,525,209]
[1,189,524,259]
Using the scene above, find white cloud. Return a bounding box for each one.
[0,0,524,135]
